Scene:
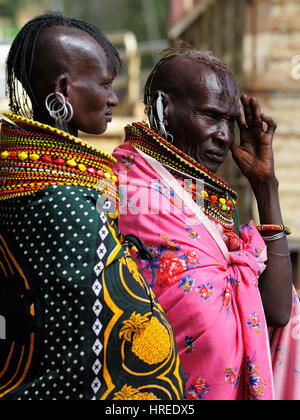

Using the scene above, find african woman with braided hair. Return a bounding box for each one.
[113,47,300,400]
[0,13,186,400]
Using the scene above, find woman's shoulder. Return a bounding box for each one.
[0,185,118,240]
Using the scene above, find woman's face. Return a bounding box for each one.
[31,26,119,135]
[33,28,119,136]
[66,39,119,135]
[165,64,239,173]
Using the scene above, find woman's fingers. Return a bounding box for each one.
[238,98,247,128]
[261,113,277,136]
[240,94,253,127]
[240,95,276,136]
[249,96,264,130]
[251,96,262,120]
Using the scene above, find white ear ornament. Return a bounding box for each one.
[156,92,164,124]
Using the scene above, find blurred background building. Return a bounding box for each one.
[0,0,300,291]
[0,0,170,152]
[168,0,300,292]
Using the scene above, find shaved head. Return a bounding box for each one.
[6,12,121,118]
[29,26,108,96]
[144,48,239,115]
[143,47,240,172]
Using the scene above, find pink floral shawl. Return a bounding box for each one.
[113,141,300,400]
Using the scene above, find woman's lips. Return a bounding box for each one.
[206,150,227,163]
[104,111,113,122]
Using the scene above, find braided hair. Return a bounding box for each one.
[6,12,121,118]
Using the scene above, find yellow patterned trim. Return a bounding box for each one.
[0,235,35,399]
[0,342,15,379]
[3,112,116,163]
[119,261,150,304]
[0,235,30,290]
[113,384,160,400]
[100,268,124,400]
[0,333,35,398]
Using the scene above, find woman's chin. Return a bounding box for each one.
[82,122,108,136]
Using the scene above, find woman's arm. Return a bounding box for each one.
[252,177,292,327]
[231,95,293,327]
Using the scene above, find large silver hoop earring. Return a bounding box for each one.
[45,92,73,130]
[167,133,174,144]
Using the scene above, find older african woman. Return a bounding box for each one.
[113,48,300,400]
[0,14,186,400]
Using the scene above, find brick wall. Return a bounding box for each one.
[243,0,300,243]
[169,0,202,27]
[167,0,300,288]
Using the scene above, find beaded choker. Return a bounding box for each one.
[0,112,118,204]
[125,122,238,230]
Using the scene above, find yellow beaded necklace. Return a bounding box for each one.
[0,112,118,203]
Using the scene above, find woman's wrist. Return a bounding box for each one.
[251,175,279,198]
[251,176,283,225]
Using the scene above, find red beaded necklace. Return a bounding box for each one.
[0,113,118,204]
[125,122,238,230]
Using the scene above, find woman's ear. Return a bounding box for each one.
[54,74,69,99]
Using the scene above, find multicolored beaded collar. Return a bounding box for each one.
[0,112,118,204]
[125,122,238,230]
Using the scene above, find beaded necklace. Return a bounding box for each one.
[0,112,118,204]
[125,122,238,231]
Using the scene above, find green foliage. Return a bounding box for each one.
[0,0,169,41]
[63,0,169,41]
[0,0,22,21]
[61,0,169,69]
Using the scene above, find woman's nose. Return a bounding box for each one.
[214,121,232,145]
[108,89,119,108]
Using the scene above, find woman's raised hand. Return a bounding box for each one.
[231,94,277,186]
